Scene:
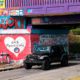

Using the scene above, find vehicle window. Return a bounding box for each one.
[33,46,50,53]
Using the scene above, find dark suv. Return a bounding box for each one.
[24,45,68,70]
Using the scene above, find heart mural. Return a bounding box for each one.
[4,37,26,57]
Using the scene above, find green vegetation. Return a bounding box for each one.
[71,28,80,35]
[69,28,80,54]
[69,43,80,53]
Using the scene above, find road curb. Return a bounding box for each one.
[0,64,23,72]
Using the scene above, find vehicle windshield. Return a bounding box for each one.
[33,45,65,54]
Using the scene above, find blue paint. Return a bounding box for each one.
[18,21,21,28]
[24,19,26,29]
[0,16,10,24]
[27,9,32,13]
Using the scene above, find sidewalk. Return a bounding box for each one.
[0,63,23,71]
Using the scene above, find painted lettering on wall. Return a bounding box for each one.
[4,37,26,57]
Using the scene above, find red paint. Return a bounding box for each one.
[0,34,31,61]
[32,18,41,24]
[31,34,39,52]
[8,17,15,27]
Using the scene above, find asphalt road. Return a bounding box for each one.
[0,66,43,80]
[0,61,80,80]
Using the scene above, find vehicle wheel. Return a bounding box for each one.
[24,63,32,69]
[42,60,50,70]
[61,55,68,66]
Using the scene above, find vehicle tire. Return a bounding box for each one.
[24,63,32,69]
[61,55,68,66]
[42,59,50,70]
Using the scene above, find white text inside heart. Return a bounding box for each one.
[4,37,26,57]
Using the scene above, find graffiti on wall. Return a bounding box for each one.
[0,16,26,29]
[0,9,24,16]
[39,34,68,45]
[0,0,5,8]
[9,10,24,16]
[0,10,8,16]
[31,34,68,52]
[0,34,31,64]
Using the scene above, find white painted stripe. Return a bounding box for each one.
[0,29,30,34]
